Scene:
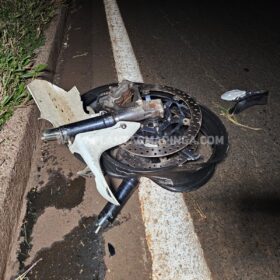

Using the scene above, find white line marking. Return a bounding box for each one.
[103,1,212,279]
[103,0,143,82]
[139,178,212,280]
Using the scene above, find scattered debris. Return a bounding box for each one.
[72,52,88,58]
[218,89,269,130]
[188,195,207,220]
[15,258,42,280]
[108,243,116,257]
[221,89,269,115]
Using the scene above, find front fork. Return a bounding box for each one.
[95,177,139,233]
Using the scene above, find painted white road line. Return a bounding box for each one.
[103,0,212,279]
[103,0,143,82]
[139,178,212,280]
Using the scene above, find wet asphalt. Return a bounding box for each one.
[23,215,106,280]
[13,140,107,280]
[117,0,280,279]
[8,0,280,279]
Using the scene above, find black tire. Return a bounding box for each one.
[81,83,118,108]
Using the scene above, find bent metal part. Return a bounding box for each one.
[28,80,228,231]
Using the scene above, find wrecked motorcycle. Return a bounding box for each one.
[28,80,228,232]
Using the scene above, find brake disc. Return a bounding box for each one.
[87,83,202,169]
[120,84,202,158]
[82,82,228,192]
[113,139,200,169]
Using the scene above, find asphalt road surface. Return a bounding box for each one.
[7,0,280,279]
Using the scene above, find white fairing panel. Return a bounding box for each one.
[69,122,140,205]
[27,79,90,127]
[27,79,140,205]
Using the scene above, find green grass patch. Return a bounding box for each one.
[0,0,57,128]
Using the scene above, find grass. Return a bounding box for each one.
[0,0,57,128]
[217,104,262,131]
